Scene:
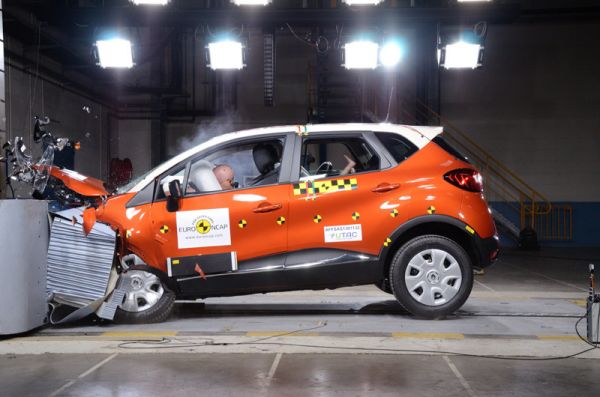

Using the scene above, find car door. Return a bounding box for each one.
[287,131,412,257]
[148,134,293,276]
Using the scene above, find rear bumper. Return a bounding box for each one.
[475,234,500,268]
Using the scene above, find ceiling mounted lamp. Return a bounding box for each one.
[457,0,492,2]
[379,41,403,68]
[231,0,272,5]
[95,39,134,69]
[207,40,245,70]
[343,40,379,69]
[130,0,170,5]
[342,0,383,5]
[439,41,483,69]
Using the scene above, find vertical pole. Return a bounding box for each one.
[415,23,440,125]
[0,0,7,198]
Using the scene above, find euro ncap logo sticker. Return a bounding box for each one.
[176,209,231,249]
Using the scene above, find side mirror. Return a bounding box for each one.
[167,179,182,212]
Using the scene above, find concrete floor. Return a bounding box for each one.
[1,248,600,396]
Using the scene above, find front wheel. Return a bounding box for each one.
[113,269,175,324]
[389,235,473,319]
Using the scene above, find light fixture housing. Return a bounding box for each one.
[95,39,134,69]
[457,0,492,3]
[439,41,483,69]
[207,40,245,70]
[231,0,272,5]
[130,0,170,5]
[343,40,379,69]
[342,0,383,5]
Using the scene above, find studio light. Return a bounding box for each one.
[379,41,403,68]
[231,0,272,5]
[342,0,383,5]
[207,41,245,70]
[457,0,492,2]
[440,41,483,69]
[95,39,134,69]
[343,40,379,69]
[130,0,170,5]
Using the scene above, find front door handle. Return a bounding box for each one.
[253,202,283,213]
[372,183,401,193]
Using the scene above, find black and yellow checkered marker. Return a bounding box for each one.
[293,178,358,196]
[351,211,360,221]
[427,206,436,214]
[276,216,286,225]
[390,209,399,218]
[125,229,132,238]
[238,219,248,229]
[313,214,322,224]
[383,237,392,247]
[159,225,169,234]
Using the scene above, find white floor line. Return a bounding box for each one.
[47,353,118,397]
[504,263,587,292]
[443,355,477,397]
[267,352,283,379]
[474,279,496,292]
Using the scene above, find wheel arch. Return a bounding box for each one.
[379,215,481,281]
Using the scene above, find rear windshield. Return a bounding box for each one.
[432,136,471,164]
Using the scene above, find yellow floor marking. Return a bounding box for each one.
[101,331,177,338]
[537,335,580,341]
[392,332,464,340]
[570,299,587,307]
[245,331,320,337]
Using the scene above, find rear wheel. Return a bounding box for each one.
[113,269,175,324]
[389,235,473,319]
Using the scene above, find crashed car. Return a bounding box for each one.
[6,122,499,323]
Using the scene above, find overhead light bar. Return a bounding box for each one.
[457,0,492,2]
[130,0,170,5]
[207,40,245,70]
[439,41,483,69]
[95,39,134,69]
[342,0,383,5]
[231,0,272,5]
[343,40,379,69]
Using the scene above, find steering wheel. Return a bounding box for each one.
[315,161,333,175]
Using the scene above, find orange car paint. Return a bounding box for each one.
[86,139,496,275]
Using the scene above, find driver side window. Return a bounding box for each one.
[300,136,380,180]
[185,137,285,195]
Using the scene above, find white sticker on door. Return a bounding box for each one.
[176,208,231,249]
[324,224,362,243]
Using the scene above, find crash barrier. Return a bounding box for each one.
[0,200,48,335]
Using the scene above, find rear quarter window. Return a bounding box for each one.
[375,132,418,163]
[432,136,471,164]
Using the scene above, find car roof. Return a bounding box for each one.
[128,123,443,193]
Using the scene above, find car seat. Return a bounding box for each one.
[250,142,282,186]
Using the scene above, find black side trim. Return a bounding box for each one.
[175,249,380,299]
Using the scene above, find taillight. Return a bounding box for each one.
[444,168,483,192]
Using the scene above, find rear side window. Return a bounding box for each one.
[375,132,418,163]
[432,136,471,164]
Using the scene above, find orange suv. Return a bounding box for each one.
[79,123,499,323]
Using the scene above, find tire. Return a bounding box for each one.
[113,269,176,324]
[389,235,473,319]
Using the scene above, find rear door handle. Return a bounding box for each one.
[253,202,283,213]
[371,183,401,193]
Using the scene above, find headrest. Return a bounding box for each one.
[252,142,281,175]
